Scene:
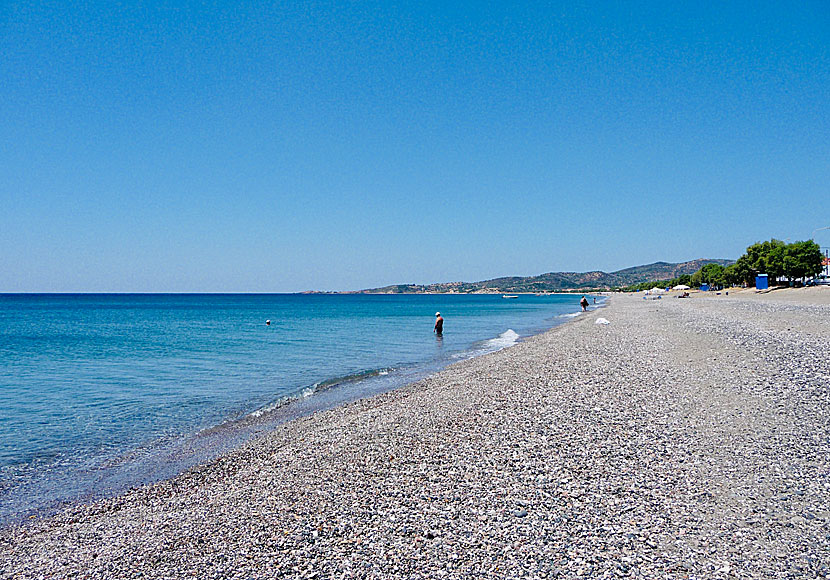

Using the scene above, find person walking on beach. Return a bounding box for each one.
[434,312,444,335]
[580,296,589,311]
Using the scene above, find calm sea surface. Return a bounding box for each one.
[0,293,592,524]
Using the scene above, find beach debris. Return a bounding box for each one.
[595,317,610,325]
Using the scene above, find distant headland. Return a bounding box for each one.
[350,259,734,294]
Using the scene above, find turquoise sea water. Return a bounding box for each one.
[0,293,593,524]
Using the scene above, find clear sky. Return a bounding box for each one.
[2,1,828,292]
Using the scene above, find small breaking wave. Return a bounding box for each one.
[484,329,520,350]
[246,367,395,420]
[451,328,522,360]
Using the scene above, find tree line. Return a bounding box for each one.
[620,239,824,291]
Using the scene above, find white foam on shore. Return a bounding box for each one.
[560,311,583,318]
[248,385,316,418]
[450,328,522,360]
[484,329,520,350]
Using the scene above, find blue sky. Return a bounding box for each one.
[2,1,828,292]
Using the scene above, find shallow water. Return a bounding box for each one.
[0,293,593,523]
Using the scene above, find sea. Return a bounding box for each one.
[0,292,595,525]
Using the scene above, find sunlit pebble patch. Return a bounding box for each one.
[1,294,829,579]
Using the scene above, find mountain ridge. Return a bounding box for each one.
[354,259,734,293]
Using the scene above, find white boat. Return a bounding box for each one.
[502,294,518,299]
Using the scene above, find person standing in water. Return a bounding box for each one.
[434,312,444,335]
[580,296,589,311]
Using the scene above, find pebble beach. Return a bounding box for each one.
[2,288,829,579]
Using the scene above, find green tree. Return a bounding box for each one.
[692,263,726,288]
[741,239,822,285]
[674,274,692,286]
[783,240,824,281]
[730,255,756,286]
[722,263,740,287]
[745,239,786,283]
[690,269,702,287]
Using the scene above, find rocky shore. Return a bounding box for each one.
[2,290,829,579]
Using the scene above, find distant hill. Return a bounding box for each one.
[356,259,734,293]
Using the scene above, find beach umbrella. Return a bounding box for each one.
[672,284,690,290]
